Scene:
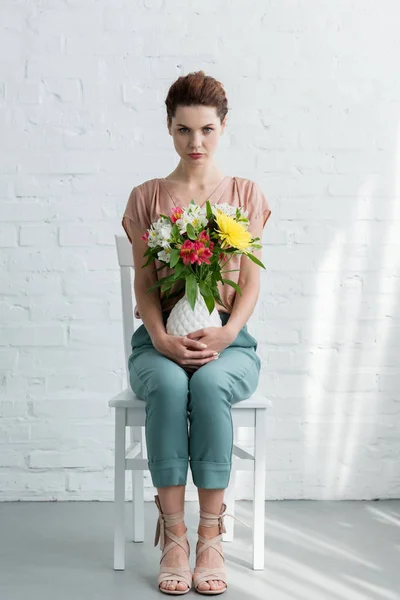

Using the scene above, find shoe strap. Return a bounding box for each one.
[193,567,228,589]
[154,494,186,551]
[196,533,225,560]
[158,567,192,589]
[199,502,250,533]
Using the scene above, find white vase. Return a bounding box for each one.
[166,289,222,337]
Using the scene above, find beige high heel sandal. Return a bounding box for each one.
[154,495,193,595]
[193,503,247,595]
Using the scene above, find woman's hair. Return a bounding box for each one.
[165,70,228,126]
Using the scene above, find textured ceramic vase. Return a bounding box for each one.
[166,289,222,337]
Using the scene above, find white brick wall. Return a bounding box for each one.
[1,1,399,501]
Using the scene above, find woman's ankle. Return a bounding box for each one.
[197,524,220,538]
[166,522,187,537]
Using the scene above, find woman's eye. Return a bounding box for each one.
[178,127,213,133]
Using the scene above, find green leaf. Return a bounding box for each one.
[172,262,186,280]
[142,255,155,268]
[206,200,213,220]
[211,286,229,311]
[169,248,181,268]
[244,252,266,269]
[161,281,174,293]
[166,285,186,300]
[146,275,174,295]
[199,280,215,314]
[215,270,223,283]
[221,278,242,296]
[186,223,196,240]
[185,274,198,310]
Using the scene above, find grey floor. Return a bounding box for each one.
[0,500,399,600]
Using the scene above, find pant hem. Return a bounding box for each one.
[148,458,188,488]
[190,460,232,489]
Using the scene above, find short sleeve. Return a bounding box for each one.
[121,185,149,243]
[248,181,272,229]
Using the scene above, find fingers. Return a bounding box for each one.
[186,329,205,339]
[182,336,208,350]
[181,354,219,368]
[183,349,218,360]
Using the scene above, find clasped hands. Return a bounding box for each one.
[153,325,237,372]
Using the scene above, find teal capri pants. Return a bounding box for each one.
[127,310,261,489]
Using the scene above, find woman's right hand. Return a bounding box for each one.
[152,333,219,371]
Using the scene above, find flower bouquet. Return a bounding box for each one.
[141,200,265,336]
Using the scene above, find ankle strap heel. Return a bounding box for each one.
[154,495,185,550]
[194,503,250,595]
[199,502,249,532]
[154,495,192,596]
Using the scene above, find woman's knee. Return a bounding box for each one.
[189,369,231,410]
[144,366,190,419]
[129,354,188,394]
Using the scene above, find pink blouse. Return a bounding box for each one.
[121,176,271,319]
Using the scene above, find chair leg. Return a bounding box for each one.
[130,426,144,542]
[114,407,127,570]
[252,408,267,570]
[223,460,236,542]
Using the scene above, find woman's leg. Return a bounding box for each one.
[188,345,261,488]
[196,488,226,592]
[128,329,192,592]
[157,485,189,593]
[128,343,190,487]
[189,341,261,592]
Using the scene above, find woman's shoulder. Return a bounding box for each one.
[232,176,261,196]
[131,177,160,196]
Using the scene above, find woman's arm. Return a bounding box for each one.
[129,219,167,345]
[223,213,264,338]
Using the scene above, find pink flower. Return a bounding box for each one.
[198,230,214,253]
[198,230,210,242]
[170,207,184,224]
[179,239,197,266]
[141,231,149,243]
[179,238,214,266]
[193,241,213,265]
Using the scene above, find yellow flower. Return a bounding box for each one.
[215,211,252,251]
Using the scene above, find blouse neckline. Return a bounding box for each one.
[158,176,234,210]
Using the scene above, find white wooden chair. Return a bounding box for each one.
[109,234,270,571]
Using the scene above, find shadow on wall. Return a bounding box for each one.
[302,124,400,499]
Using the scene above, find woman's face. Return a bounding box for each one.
[167,105,226,165]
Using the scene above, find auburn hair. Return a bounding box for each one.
[165,70,229,125]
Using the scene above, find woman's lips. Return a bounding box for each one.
[188,153,204,159]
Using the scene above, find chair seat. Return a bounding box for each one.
[109,387,271,409]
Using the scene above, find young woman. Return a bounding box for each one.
[122,70,271,595]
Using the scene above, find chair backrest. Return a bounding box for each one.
[115,234,138,387]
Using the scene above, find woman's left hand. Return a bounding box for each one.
[184,325,237,371]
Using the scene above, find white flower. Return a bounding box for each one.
[188,203,205,217]
[157,247,172,263]
[147,226,160,248]
[147,218,173,248]
[212,203,248,219]
[175,209,208,234]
